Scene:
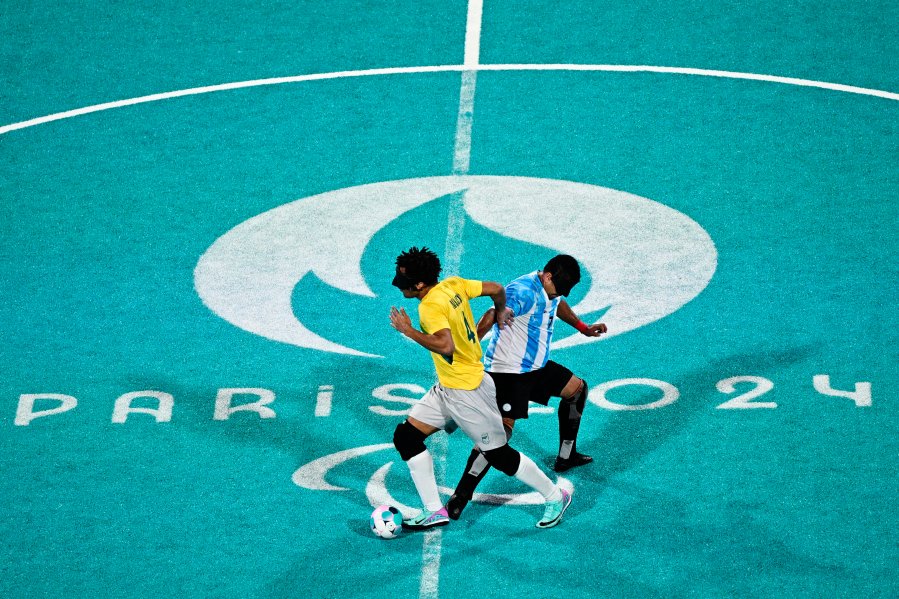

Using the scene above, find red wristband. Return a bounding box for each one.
[575,320,589,334]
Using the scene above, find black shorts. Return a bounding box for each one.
[487,361,574,420]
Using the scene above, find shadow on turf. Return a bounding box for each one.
[434,490,860,598]
[564,346,813,490]
[147,344,870,597]
[447,344,816,529]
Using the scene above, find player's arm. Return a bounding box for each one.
[479,282,511,329]
[557,300,607,337]
[476,304,517,339]
[389,307,455,356]
[476,308,496,339]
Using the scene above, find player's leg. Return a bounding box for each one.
[555,374,592,472]
[394,388,450,530]
[446,417,515,520]
[480,443,571,528]
[450,376,572,528]
[520,361,590,471]
[447,370,523,519]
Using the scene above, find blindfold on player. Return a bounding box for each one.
[392,269,416,290]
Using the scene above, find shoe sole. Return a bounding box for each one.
[553,457,593,473]
[536,493,572,529]
[403,519,450,531]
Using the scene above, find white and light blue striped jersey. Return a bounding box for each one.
[483,271,561,374]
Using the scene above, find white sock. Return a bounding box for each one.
[513,453,562,502]
[406,450,444,512]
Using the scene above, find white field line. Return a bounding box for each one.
[419,529,443,599]
[421,4,485,599]
[445,0,483,268]
[463,0,483,69]
[3,63,897,136]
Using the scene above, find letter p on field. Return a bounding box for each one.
[15,393,78,426]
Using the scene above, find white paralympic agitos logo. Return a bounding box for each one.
[194,176,717,357]
[291,443,575,513]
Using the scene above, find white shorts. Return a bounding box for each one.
[408,374,507,452]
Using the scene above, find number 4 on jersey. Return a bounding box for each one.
[462,314,477,344]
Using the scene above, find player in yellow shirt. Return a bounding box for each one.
[388,247,571,530]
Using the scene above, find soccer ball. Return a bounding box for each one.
[370,504,403,539]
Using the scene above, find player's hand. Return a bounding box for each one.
[495,307,514,330]
[582,323,607,337]
[389,307,413,335]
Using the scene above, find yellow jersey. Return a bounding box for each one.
[418,277,485,390]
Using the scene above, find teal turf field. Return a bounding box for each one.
[2,2,897,598]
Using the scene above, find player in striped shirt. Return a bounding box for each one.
[446,254,606,520]
[388,247,572,530]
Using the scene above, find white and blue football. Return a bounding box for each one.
[370,504,403,539]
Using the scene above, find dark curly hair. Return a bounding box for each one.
[544,254,581,294]
[395,246,441,286]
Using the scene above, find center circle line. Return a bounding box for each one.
[2,63,897,135]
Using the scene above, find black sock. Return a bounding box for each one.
[558,387,585,459]
[453,448,491,499]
